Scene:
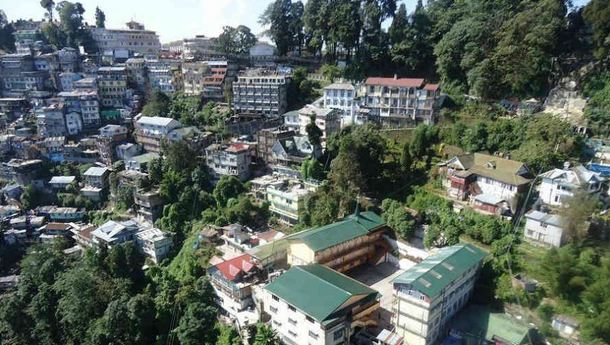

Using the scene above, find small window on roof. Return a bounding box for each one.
[429,270,442,279]
[441,262,455,271]
[419,278,432,288]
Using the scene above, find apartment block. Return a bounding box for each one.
[205,143,252,182]
[232,69,289,117]
[266,179,317,224]
[57,90,100,127]
[134,116,182,154]
[97,67,127,108]
[36,104,66,137]
[182,61,209,96]
[392,244,486,345]
[89,21,161,57]
[363,76,440,125]
[297,104,340,146]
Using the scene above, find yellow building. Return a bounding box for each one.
[287,210,391,273]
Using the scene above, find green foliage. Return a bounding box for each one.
[174,302,218,345]
[141,90,171,116]
[259,0,304,56]
[252,323,280,345]
[216,324,241,345]
[305,115,323,147]
[582,71,610,137]
[0,11,15,52]
[216,25,257,55]
[213,176,246,208]
[287,67,321,110]
[94,7,105,28]
[168,92,201,124]
[300,158,325,180]
[381,199,416,239]
[20,185,41,211]
[319,64,341,82]
[583,0,610,60]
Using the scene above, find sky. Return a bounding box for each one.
[0,0,592,43]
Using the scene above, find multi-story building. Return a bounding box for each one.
[168,35,220,59]
[538,163,604,207]
[36,104,66,137]
[392,243,486,345]
[125,152,159,173]
[524,210,565,247]
[89,21,161,58]
[135,227,172,263]
[81,166,110,201]
[182,61,209,96]
[73,77,98,93]
[270,135,320,166]
[36,206,86,222]
[441,153,533,215]
[263,264,380,345]
[91,219,140,248]
[232,69,289,117]
[57,90,100,128]
[58,72,83,92]
[134,116,182,153]
[323,82,359,125]
[257,127,295,165]
[297,104,341,146]
[57,47,79,72]
[134,188,164,223]
[363,76,440,125]
[97,67,127,108]
[125,57,148,92]
[65,112,83,136]
[202,66,226,101]
[149,68,177,94]
[205,143,252,182]
[287,210,391,273]
[267,179,316,224]
[208,254,261,320]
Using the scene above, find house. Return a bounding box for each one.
[36,206,86,222]
[297,104,341,146]
[65,112,83,136]
[97,124,129,164]
[97,67,127,108]
[262,264,380,345]
[287,210,391,273]
[552,315,580,339]
[125,152,159,173]
[207,254,261,321]
[392,244,487,345]
[538,163,604,207]
[448,305,533,345]
[91,219,140,248]
[1,183,23,200]
[37,222,74,242]
[266,179,317,224]
[36,103,66,137]
[270,136,320,166]
[116,143,142,160]
[257,127,295,165]
[135,227,172,263]
[254,229,285,245]
[523,210,566,247]
[205,143,252,182]
[441,153,533,215]
[363,76,440,125]
[134,116,182,153]
[219,224,257,255]
[48,175,76,191]
[81,166,110,201]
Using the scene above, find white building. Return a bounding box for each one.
[134,116,182,153]
[205,143,252,182]
[48,175,76,190]
[57,90,100,128]
[524,210,565,247]
[297,104,341,146]
[65,112,83,136]
[149,68,177,94]
[89,21,161,58]
[135,227,172,263]
[538,164,604,207]
[392,244,486,345]
[91,219,140,248]
[322,82,360,126]
[266,179,316,224]
[232,69,289,117]
[263,264,380,345]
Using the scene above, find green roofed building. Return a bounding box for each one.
[263,264,380,345]
[286,210,392,273]
[448,305,532,345]
[392,244,487,345]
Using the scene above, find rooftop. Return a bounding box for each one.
[265,264,378,324]
[393,244,487,298]
[450,305,531,345]
[49,176,76,185]
[210,254,257,282]
[365,77,425,88]
[288,211,385,252]
[83,166,109,177]
[137,116,179,127]
[525,210,563,227]
[128,152,159,164]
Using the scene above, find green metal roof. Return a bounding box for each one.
[265,264,378,324]
[393,244,486,298]
[288,211,385,252]
[450,305,531,345]
[129,152,159,164]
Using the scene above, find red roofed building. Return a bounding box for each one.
[363,75,441,125]
[202,67,228,102]
[207,254,261,317]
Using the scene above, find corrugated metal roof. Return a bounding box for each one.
[393,244,486,298]
[265,264,378,323]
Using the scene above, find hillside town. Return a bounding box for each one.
[0,1,609,345]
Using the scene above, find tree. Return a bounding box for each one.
[20,185,40,210]
[213,176,246,207]
[320,64,341,82]
[216,324,241,345]
[0,11,15,52]
[142,90,171,116]
[561,191,598,243]
[252,323,280,345]
[260,0,294,56]
[381,199,416,239]
[56,1,86,47]
[94,7,105,28]
[216,25,257,56]
[305,115,323,147]
[583,0,610,60]
[40,0,55,21]
[300,158,325,180]
[174,302,218,345]
[303,0,328,55]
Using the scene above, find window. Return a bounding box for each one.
[306,316,315,323]
[270,306,278,313]
[288,330,297,338]
[308,331,319,339]
[333,329,344,341]
[288,305,296,312]
[288,318,297,326]
[272,295,279,301]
